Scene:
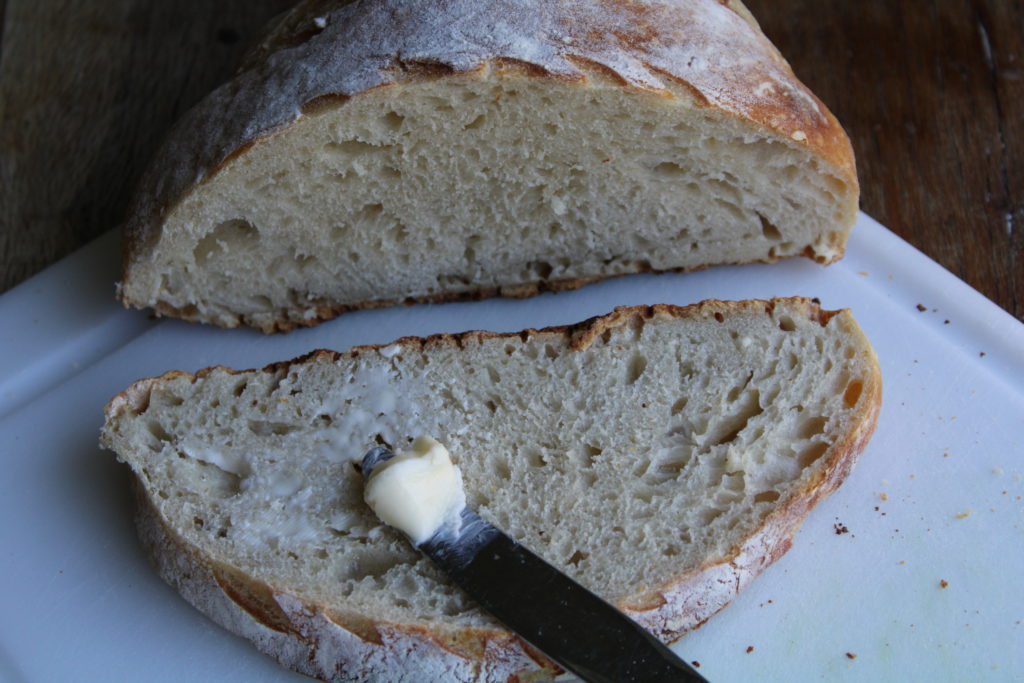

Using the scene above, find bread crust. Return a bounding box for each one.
[104,299,881,681]
[119,0,858,331]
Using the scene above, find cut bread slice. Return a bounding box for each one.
[102,299,880,681]
[119,0,858,332]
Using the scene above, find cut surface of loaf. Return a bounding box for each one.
[119,0,859,332]
[102,299,880,681]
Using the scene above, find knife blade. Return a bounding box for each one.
[361,446,708,682]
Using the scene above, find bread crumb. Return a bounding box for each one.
[846,652,857,660]
[916,303,927,312]
[993,467,1003,475]
[955,510,972,519]
[944,320,950,324]
[833,521,849,535]
[979,351,986,357]
[857,271,869,276]
[746,645,754,653]
[880,492,889,501]
[940,579,949,588]
[691,661,700,668]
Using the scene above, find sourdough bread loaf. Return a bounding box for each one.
[102,299,880,681]
[118,0,859,332]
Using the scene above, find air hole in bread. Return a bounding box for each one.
[531,260,554,279]
[798,416,828,440]
[778,316,796,332]
[157,392,184,407]
[380,110,404,132]
[193,219,259,267]
[323,139,393,161]
[526,450,545,468]
[797,441,829,468]
[248,420,301,436]
[754,490,781,503]
[671,396,689,415]
[704,389,761,446]
[438,273,471,288]
[147,421,173,443]
[492,459,511,480]
[759,213,782,241]
[843,380,863,408]
[567,550,589,566]
[698,507,725,525]
[626,354,647,384]
[652,161,687,178]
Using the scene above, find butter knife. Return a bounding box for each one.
[361,446,708,683]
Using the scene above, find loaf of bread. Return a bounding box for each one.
[118,0,858,332]
[102,299,880,681]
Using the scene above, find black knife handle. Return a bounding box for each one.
[423,512,708,683]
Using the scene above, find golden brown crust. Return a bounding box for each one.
[142,251,818,334]
[120,0,857,331]
[133,479,562,681]
[107,298,881,680]
[104,297,849,419]
[627,339,881,637]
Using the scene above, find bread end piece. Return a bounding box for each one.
[118,0,858,333]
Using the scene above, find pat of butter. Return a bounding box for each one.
[363,436,466,545]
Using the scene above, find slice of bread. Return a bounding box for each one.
[102,299,880,681]
[119,0,858,332]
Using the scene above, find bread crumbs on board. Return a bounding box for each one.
[955,510,972,519]
[940,579,949,588]
[846,652,857,660]
[746,646,754,653]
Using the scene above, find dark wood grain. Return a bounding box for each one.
[746,0,1022,320]
[0,1,1021,321]
[0,1,294,291]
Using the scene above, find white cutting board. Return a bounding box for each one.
[0,213,1021,682]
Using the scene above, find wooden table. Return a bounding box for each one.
[1,1,1021,321]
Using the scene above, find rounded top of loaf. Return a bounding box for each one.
[123,0,856,267]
